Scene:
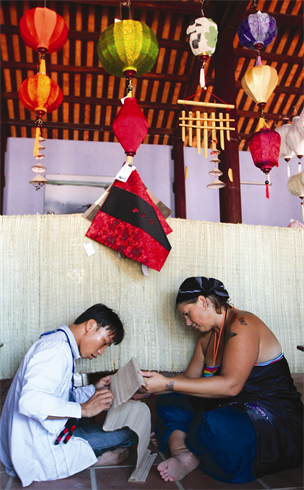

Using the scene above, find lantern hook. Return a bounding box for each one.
[120,0,131,20]
[127,78,133,95]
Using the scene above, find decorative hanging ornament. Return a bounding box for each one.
[18,59,63,189]
[248,128,281,199]
[186,15,218,89]
[18,60,63,118]
[112,95,148,164]
[286,115,304,173]
[287,170,304,221]
[237,11,277,65]
[97,19,159,87]
[207,145,226,189]
[19,7,68,55]
[19,7,67,190]
[242,64,278,119]
[296,108,304,139]
[275,122,295,177]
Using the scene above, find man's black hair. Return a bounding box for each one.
[74,304,124,345]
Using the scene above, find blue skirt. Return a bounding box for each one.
[154,393,257,484]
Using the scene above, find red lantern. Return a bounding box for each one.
[113,96,148,161]
[19,7,68,54]
[248,128,281,198]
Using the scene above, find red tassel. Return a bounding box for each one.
[266,182,269,199]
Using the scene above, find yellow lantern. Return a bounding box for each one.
[242,65,278,106]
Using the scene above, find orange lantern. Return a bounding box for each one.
[19,7,68,55]
[19,59,63,189]
[18,63,63,119]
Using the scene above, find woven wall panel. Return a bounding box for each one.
[0,215,303,379]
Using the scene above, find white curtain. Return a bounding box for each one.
[0,214,303,378]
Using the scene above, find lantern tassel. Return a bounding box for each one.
[256,116,269,132]
[39,57,46,74]
[266,181,269,199]
[302,200,304,222]
[200,66,206,89]
[33,127,41,157]
[265,173,270,199]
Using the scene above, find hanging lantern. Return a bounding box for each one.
[19,7,68,55]
[287,170,304,221]
[19,60,63,190]
[238,11,277,64]
[97,20,159,84]
[248,128,281,198]
[286,116,304,173]
[112,95,148,164]
[275,123,295,177]
[18,59,63,124]
[296,108,304,139]
[186,16,218,89]
[242,65,278,111]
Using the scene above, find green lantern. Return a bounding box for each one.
[97,20,159,79]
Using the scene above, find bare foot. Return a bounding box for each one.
[92,447,129,466]
[157,448,199,482]
[150,432,158,446]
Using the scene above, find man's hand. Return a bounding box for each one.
[94,375,112,390]
[81,388,114,417]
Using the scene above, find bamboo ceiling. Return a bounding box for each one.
[1,0,303,152]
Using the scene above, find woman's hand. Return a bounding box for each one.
[94,375,112,390]
[132,387,148,400]
[139,371,174,394]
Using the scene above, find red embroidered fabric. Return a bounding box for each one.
[86,169,172,272]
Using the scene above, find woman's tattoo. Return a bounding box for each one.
[165,381,175,391]
[238,317,248,325]
[225,326,237,343]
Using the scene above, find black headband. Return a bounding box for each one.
[176,276,229,304]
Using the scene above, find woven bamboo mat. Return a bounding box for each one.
[0,214,303,378]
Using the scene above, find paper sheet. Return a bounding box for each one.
[103,358,157,482]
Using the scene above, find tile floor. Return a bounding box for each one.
[0,376,303,490]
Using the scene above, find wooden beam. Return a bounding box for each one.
[56,0,215,16]
[234,48,303,66]
[0,118,175,135]
[214,0,250,224]
[172,137,186,219]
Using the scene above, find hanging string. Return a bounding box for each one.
[212,309,227,367]
[185,88,231,111]
[120,0,131,20]
[200,0,205,16]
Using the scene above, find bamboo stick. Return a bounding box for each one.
[188,111,193,147]
[196,111,201,154]
[219,112,224,150]
[203,111,208,159]
[178,99,235,109]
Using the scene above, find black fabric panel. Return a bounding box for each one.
[101,186,171,251]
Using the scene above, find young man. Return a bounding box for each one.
[0,304,137,487]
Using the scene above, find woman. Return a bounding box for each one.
[138,277,303,484]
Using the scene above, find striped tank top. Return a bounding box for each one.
[204,352,284,377]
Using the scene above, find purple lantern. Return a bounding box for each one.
[238,11,277,51]
[248,128,281,199]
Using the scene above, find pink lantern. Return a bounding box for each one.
[248,128,281,198]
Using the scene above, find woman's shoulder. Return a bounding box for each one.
[227,308,263,330]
